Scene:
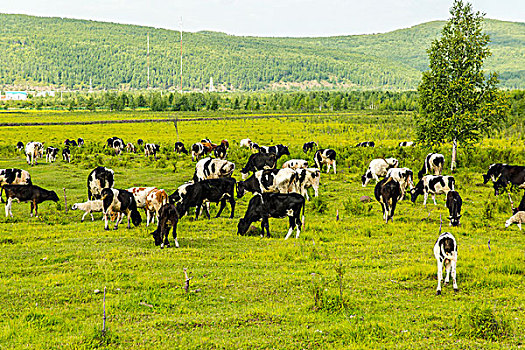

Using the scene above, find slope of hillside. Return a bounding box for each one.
[0,14,523,91]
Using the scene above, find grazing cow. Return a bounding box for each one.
[127,187,157,209]
[434,232,458,295]
[113,138,125,155]
[282,159,308,170]
[214,144,228,159]
[71,200,103,222]
[446,191,463,227]
[62,148,71,163]
[46,147,59,163]
[145,143,160,160]
[418,153,445,179]
[237,193,305,239]
[294,168,321,200]
[176,177,236,220]
[16,141,24,152]
[399,141,414,147]
[505,211,525,230]
[64,139,77,147]
[126,143,136,153]
[174,141,188,155]
[0,168,32,187]
[151,203,179,248]
[256,144,290,159]
[374,178,402,223]
[303,141,318,153]
[237,168,298,198]
[482,163,525,195]
[193,157,235,182]
[240,138,253,149]
[241,153,277,179]
[314,149,337,174]
[355,141,375,147]
[77,138,84,147]
[87,167,115,200]
[25,142,45,166]
[144,188,168,226]
[385,167,414,199]
[191,142,213,161]
[106,137,124,148]
[2,184,59,217]
[361,158,399,187]
[137,139,144,146]
[411,175,455,206]
[101,188,142,230]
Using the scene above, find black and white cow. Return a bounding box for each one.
[176,177,236,220]
[2,184,59,217]
[101,188,142,230]
[150,203,179,248]
[87,166,115,200]
[399,141,414,147]
[361,158,399,187]
[433,232,458,295]
[411,175,455,206]
[255,144,290,159]
[62,148,71,163]
[77,138,84,147]
[374,178,402,223]
[16,141,24,152]
[482,163,525,195]
[64,139,78,147]
[314,149,337,174]
[126,143,136,153]
[446,191,463,227]
[237,168,298,198]
[145,143,160,160]
[0,169,32,203]
[294,168,321,200]
[241,153,277,180]
[237,193,305,239]
[137,139,144,146]
[355,141,375,147]
[193,157,235,182]
[174,141,188,155]
[214,144,228,159]
[240,138,253,149]
[46,147,59,163]
[107,137,125,155]
[25,142,45,166]
[302,141,318,153]
[418,153,445,179]
[191,142,213,161]
[385,167,414,199]
[282,159,308,170]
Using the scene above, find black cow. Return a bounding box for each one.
[302,141,318,153]
[355,141,375,147]
[77,138,84,147]
[16,141,24,152]
[101,188,142,230]
[174,141,189,155]
[64,139,78,147]
[175,177,236,220]
[237,193,305,239]
[2,184,59,217]
[62,148,71,163]
[446,191,463,227]
[374,178,401,223]
[241,153,277,179]
[150,203,179,248]
[482,164,525,195]
[256,144,290,159]
[87,167,115,200]
[137,139,144,146]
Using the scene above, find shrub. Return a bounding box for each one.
[454,305,511,341]
[343,197,373,217]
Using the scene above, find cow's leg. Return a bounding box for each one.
[195,201,202,220]
[104,211,110,230]
[326,163,331,174]
[81,211,89,222]
[432,194,437,206]
[228,197,235,219]
[113,212,121,230]
[171,225,179,248]
[451,260,458,292]
[285,216,294,240]
[126,212,132,229]
[444,260,451,285]
[390,199,397,223]
[262,217,271,238]
[34,202,38,217]
[333,160,337,174]
[204,202,211,219]
[295,215,301,239]
[436,260,443,295]
[30,202,34,217]
[146,210,151,227]
[423,192,428,206]
[5,198,13,217]
[215,199,226,218]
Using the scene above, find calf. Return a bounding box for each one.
[2,184,59,217]
[71,200,104,222]
[46,147,59,163]
[482,163,525,195]
[411,175,455,206]
[433,232,458,295]
[385,167,414,199]
[87,166,115,200]
[240,138,253,149]
[126,143,136,153]
[174,141,188,155]
[237,168,297,198]
[150,203,179,248]
[101,188,142,230]
[145,143,160,160]
[294,168,320,200]
[282,159,308,170]
[374,178,402,223]
[0,168,32,188]
[446,191,463,227]
[302,141,318,153]
[361,158,399,187]
[241,153,277,179]
[176,177,236,220]
[418,153,445,179]
[127,187,157,209]
[62,148,71,163]
[237,193,305,239]
[314,149,337,174]
[25,142,45,166]
[213,144,228,159]
[355,141,375,147]
[399,141,414,147]
[505,211,525,230]
[193,157,235,182]
[145,188,168,226]
[16,141,24,152]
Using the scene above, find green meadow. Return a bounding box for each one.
[0,110,523,349]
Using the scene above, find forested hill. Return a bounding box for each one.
[1,13,524,91]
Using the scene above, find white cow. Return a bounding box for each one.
[433,232,458,295]
[361,158,399,187]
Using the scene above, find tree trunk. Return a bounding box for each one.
[451,138,457,172]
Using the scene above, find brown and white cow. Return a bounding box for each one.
[126,187,157,209]
[145,188,169,226]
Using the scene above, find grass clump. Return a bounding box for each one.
[454,305,511,341]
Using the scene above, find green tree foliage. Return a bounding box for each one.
[415,0,510,170]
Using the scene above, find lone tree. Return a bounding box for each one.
[415,0,509,171]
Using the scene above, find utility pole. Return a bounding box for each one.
[180,17,183,93]
[147,33,150,89]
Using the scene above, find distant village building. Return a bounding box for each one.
[209,77,215,92]
[1,91,28,101]
[35,91,56,97]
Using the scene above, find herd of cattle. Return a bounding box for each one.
[2,137,525,295]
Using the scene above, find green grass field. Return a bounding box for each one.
[0,110,523,349]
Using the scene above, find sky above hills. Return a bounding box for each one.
[3,0,523,37]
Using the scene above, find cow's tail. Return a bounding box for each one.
[418,160,427,179]
[0,185,4,203]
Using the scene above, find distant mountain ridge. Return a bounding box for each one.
[0,13,523,91]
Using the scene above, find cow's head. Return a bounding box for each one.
[410,181,424,203]
[48,191,60,202]
[482,174,490,184]
[131,210,142,227]
[151,228,162,246]
[237,218,250,235]
[237,182,246,198]
[448,214,461,227]
[361,171,372,187]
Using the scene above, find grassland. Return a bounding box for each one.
[0,110,523,349]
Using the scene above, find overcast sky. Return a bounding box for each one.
[3,0,523,37]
